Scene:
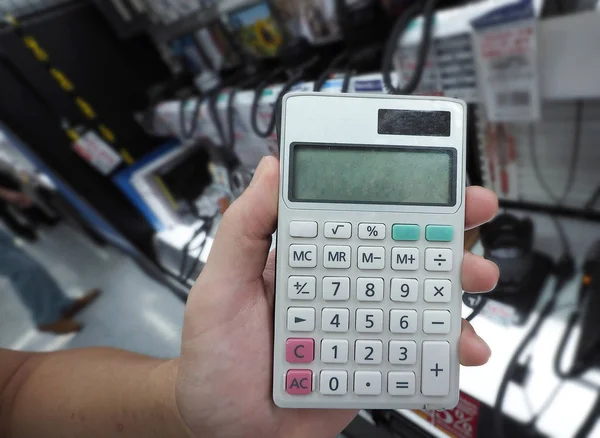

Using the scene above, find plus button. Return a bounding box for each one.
[430,363,444,377]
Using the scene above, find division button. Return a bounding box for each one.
[425,248,453,272]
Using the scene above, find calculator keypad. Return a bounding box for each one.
[282,221,457,400]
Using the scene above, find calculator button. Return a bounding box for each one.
[286,369,312,395]
[426,225,454,242]
[425,248,453,272]
[322,277,350,301]
[390,310,418,334]
[355,340,383,364]
[423,310,451,334]
[390,278,419,302]
[391,248,419,271]
[287,307,315,332]
[321,339,349,363]
[358,223,386,240]
[357,247,385,270]
[392,224,420,241]
[320,370,348,395]
[288,276,316,300]
[354,371,382,395]
[289,245,317,268]
[424,279,451,303]
[323,246,351,269]
[286,338,315,363]
[324,222,352,239]
[389,341,417,365]
[356,278,384,301]
[322,308,350,332]
[388,372,416,396]
[422,341,450,396]
[356,309,384,333]
[290,221,318,238]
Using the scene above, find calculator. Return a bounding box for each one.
[273,92,467,410]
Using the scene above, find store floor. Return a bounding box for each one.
[0,223,185,357]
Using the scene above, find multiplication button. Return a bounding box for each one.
[424,279,451,303]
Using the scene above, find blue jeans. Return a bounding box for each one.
[0,230,74,325]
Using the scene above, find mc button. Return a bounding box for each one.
[289,245,317,268]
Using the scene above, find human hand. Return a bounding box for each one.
[175,157,499,438]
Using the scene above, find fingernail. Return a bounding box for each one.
[479,336,492,360]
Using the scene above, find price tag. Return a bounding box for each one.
[414,391,481,438]
[72,130,123,175]
[471,0,541,122]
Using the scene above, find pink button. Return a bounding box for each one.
[286,338,315,363]
[286,370,312,395]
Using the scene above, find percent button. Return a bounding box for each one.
[359,223,386,240]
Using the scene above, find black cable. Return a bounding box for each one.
[179,96,203,140]
[466,296,487,322]
[381,0,438,95]
[313,51,348,92]
[251,55,319,139]
[529,101,584,206]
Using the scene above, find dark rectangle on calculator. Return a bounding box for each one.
[378,109,451,137]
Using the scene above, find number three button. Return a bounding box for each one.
[389,341,417,365]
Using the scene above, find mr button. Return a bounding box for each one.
[286,370,312,395]
[286,338,315,363]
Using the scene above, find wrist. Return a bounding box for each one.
[152,358,194,438]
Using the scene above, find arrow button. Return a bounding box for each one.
[287,307,315,332]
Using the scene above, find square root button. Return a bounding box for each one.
[286,370,312,395]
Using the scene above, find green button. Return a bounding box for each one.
[426,225,454,242]
[392,224,420,241]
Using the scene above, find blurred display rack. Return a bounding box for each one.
[147,4,219,44]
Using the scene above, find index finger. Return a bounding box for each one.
[465,186,498,230]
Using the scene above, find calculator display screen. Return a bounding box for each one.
[290,144,456,206]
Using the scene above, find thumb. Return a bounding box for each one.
[201,156,279,290]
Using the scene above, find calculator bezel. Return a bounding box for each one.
[274,92,467,410]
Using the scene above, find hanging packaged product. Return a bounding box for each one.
[195,21,242,71]
[273,0,342,45]
[72,130,123,176]
[471,0,541,122]
[225,1,286,59]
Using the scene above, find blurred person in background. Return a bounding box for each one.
[0,174,100,335]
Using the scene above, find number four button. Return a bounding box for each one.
[322,308,350,332]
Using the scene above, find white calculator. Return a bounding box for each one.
[273,92,467,410]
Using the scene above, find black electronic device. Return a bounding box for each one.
[466,214,553,325]
[481,214,535,295]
